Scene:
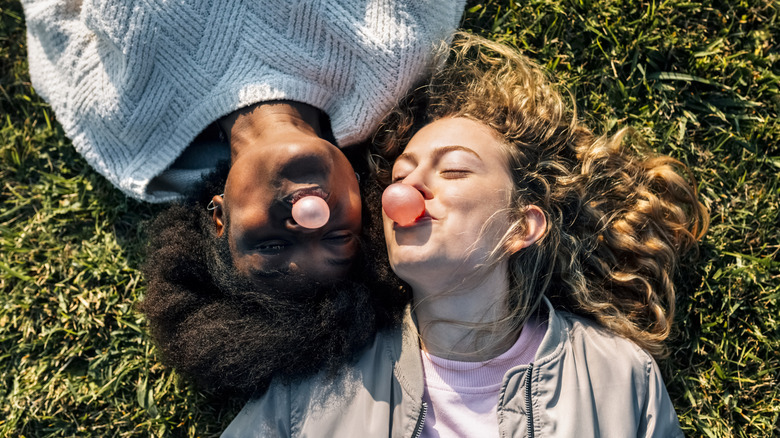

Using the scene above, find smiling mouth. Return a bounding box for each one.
[285,187,329,205]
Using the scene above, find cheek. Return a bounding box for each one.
[346,190,362,228]
[382,213,394,244]
[449,191,513,240]
[382,213,403,261]
[444,189,503,220]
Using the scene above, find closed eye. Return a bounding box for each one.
[322,231,355,245]
[440,169,471,178]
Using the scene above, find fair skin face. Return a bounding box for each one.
[384,117,546,361]
[211,102,362,284]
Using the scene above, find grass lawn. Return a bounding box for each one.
[1,0,778,436]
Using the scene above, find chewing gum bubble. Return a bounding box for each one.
[292,196,330,229]
[382,183,425,226]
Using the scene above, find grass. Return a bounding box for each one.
[1,0,778,436]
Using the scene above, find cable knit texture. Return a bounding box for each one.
[23,0,465,201]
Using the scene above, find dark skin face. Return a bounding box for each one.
[212,102,362,284]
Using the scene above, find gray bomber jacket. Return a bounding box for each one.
[222,299,684,437]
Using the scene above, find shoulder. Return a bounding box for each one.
[285,327,400,396]
[540,310,657,401]
[532,311,682,437]
[222,328,401,436]
[557,311,654,368]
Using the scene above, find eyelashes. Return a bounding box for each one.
[322,231,355,244]
[439,169,472,178]
[391,168,473,183]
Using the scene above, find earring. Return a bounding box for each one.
[207,194,224,211]
[355,172,361,183]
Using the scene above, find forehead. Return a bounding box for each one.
[402,117,508,164]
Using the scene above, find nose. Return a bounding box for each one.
[399,169,433,200]
[284,217,323,233]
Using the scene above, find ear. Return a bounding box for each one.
[507,205,546,254]
[211,195,226,237]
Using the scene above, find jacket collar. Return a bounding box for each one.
[392,297,569,398]
[392,305,425,400]
[533,297,569,362]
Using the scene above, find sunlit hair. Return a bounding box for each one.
[373,32,709,358]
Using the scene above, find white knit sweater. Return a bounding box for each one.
[23,0,465,202]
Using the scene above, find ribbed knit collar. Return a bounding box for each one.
[419,316,547,392]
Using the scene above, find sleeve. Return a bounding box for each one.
[220,383,293,438]
[21,0,467,202]
[639,359,685,438]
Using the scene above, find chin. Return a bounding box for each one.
[389,254,441,281]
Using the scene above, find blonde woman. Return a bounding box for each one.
[222,33,708,437]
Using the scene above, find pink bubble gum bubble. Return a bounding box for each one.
[382,183,425,226]
[291,196,330,229]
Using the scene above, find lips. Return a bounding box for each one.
[393,211,434,229]
[286,187,329,205]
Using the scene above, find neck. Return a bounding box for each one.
[411,263,518,362]
[219,101,323,161]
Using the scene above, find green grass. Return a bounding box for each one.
[1,0,778,436]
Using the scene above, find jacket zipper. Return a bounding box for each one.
[526,364,534,438]
[411,401,427,438]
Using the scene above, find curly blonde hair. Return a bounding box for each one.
[373,32,709,358]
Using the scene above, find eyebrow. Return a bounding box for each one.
[327,257,353,267]
[253,258,351,278]
[396,145,482,165]
[252,267,292,279]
